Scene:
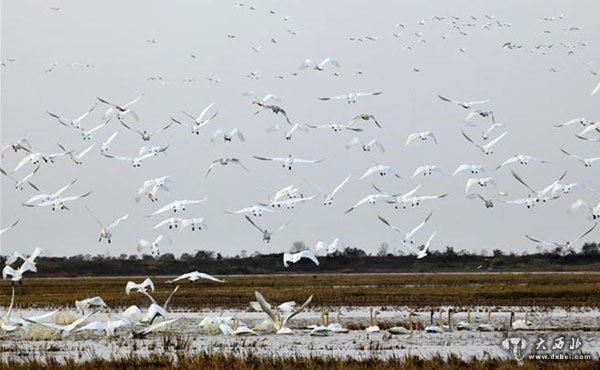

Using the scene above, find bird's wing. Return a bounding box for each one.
[525,235,558,247]
[75,104,97,123]
[409,212,433,236]
[377,215,404,234]
[253,155,275,161]
[330,175,351,198]
[360,166,378,179]
[485,131,507,149]
[496,156,517,169]
[140,318,179,336]
[300,250,320,265]
[405,133,420,146]
[345,138,361,148]
[282,295,313,327]
[197,272,225,283]
[345,195,370,213]
[123,94,143,108]
[151,202,175,216]
[511,170,536,193]
[85,206,104,227]
[108,214,128,230]
[198,102,217,122]
[163,285,179,309]
[78,143,96,159]
[292,158,323,164]
[255,291,278,323]
[453,164,470,176]
[245,215,264,233]
[572,223,597,244]
[560,148,583,162]
[461,131,476,145]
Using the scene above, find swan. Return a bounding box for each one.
[365,307,381,333]
[377,212,433,248]
[180,218,207,232]
[254,291,313,334]
[309,312,333,336]
[270,184,302,202]
[346,138,384,152]
[46,104,96,130]
[299,57,340,71]
[220,317,257,336]
[496,155,547,170]
[467,194,495,208]
[1,138,32,158]
[465,177,504,195]
[314,238,343,256]
[120,120,173,142]
[24,311,97,337]
[3,258,37,284]
[0,219,19,235]
[21,178,80,204]
[135,176,173,203]
[174,102,218,134]
[13,150,69,172]
[0,165,40,190]
[554,117,593,128]
[100,131,119,154]
[309,175,351,205]
[511,311,533,330]
[74,310,130,337]
[326,309,349,333]
[1,286,59,331]
[86,208,128,243]
[57,143,96,164]
[244,215,288,243]
[462,130,507,155]
[166,271,224,284]
[260,195,315,209]
[122,305,143,323]
[318,91,383,104]
[254,154,324,170]
[387,312,416,334]
[125,278,155,295]
[130,318,180,339]
[102,145,169,167]
[97,94,142,121]
[283,250,320,267]
[453,164,487,176]
[349,113,382,128]
[477,308,495,331]
[424,309,444,333]
[206,158,249,177]
[226,205,278,217]
[577,121,600,137]
[251,100,292,124]
[384,183,421,209]
[525,223,597,249]
[5,247,42,271]
[438,94,489,109]
[406,131,438,146]
[140,285,179,324]
[137,236,171,256]
[152,217,183,230]
[345,193,392,213]
[481,122,506,140]
[560,148,600,167]
[306,123,363,133]
[211,128,245,142]
[149,199,207,216]
[412,165,447,178]
[22,191,92,211]
[75,296,107,315]
[360,164,402,180]
[79,118,110,141]
[456,308,474,330]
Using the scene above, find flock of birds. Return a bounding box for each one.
[1,2,599,343]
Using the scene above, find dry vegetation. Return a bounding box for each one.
[1,353,599,370]
[2,273,599,309]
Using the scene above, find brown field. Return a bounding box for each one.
[2,272,600,309]
[1,352,599,370]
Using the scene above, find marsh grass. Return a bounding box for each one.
[3,273,600,309]
[1,352,598,370]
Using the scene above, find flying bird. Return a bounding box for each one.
[97,94,143,121]
[254,154,324,170]
[206,158,249,177]
[438,95,489,109]
[318,91,383,104]
[166,271,224,284]
[244,215,287,243]
[283,250,320,267]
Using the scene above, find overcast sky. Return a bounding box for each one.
[1,0,599,258]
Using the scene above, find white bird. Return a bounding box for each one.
[149,199,207,216]
[226,205,278,217]
[244,215,287,243]
[126,278,155,295]
[46,104,96,130]
[453,164,487,176]
[438,94,489,109]
[0,165,40,191]
[270,185,302,202]
[254,291,313,334]
[100,131,119,154]
[570,199,600,220]
[465,177,504,195]
[349,113,382,128]
[345,191,393,214]
[406,131,438,146]
[254,154,324,170]
[283,250,320,267]
[211,128,245,142]
[366,307,381,333]
[152,217,183,230]
[511,311,533,331]
[314,238,343,256]
[560,148,600,167]
[526,223,597,249]
[166,271,224,284]
[136,235,171,256]
[424,309,445,333]
[318,91,383,104]
[377,212,433,248]
[314,175,351,206]
[13,149,70,172]
[131,318,180,339]
[496,155,547,170]
[220,317,257,336]
[23,178,78,205]
[97,95,142,121]
[140,286,179,324]
[75,297,107,315]
[0,219,19,235]
[554,117,595,128]
[462,130,507,155]
[577,122,600,137]
[299,57,340,71]
[57,143,96,164]
[306,123,363,133]
[102,145,169,167]
[180,218,207,232]
[79,118,110,141]
[1,139,32,158]
[412,165,447,178]
[86,208,128,244]
[417,232,436,259]
[481,122,506,140]
[25,311,97,337]
[280,123,310,141]
[346,138,384,152]
[136,176,173,203]
[360,164,401,180]
[120,120,173,141]
[206,158,249,177]
[74,311,130,337]
[175,102,218,135]
[2,249,40,284]
[23,191,92,211]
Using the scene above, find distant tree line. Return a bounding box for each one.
[2,242,599,277]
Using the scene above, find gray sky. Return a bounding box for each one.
[1,0,599,258]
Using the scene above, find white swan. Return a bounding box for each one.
[22,191,92,211]
[140,285,179,324]
[97,94,142,121]
[377,212,433,248]
[226,205,278,217]
[406,131,438,146]
[477,308,495,331]
[453,164,487,176]
[496,155,547,170]
[211,128,245,143]
[46,104,96,130]
[560,148,600,167]
[511,311,533,331]
[346,138,384,152]
[283,250,320,267]
[149,199,207,216]
[366,307,381,333]
[86,208,128,244]
[318,91,383,104]
[299,57,340,71]
[254,291,313,334]
[244,215,287,243]
[456,308,474,330]
[462,130,507,155]
[102,145,169,167]
[424,309,444,333]
[175,102,218,134]
[126,278,155,295]
[120,120,173,142]
[254,154,324,170]
[0,165,40,190]
[360,164,401,180]
[166,271,224,284]
[75,296,107,315]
